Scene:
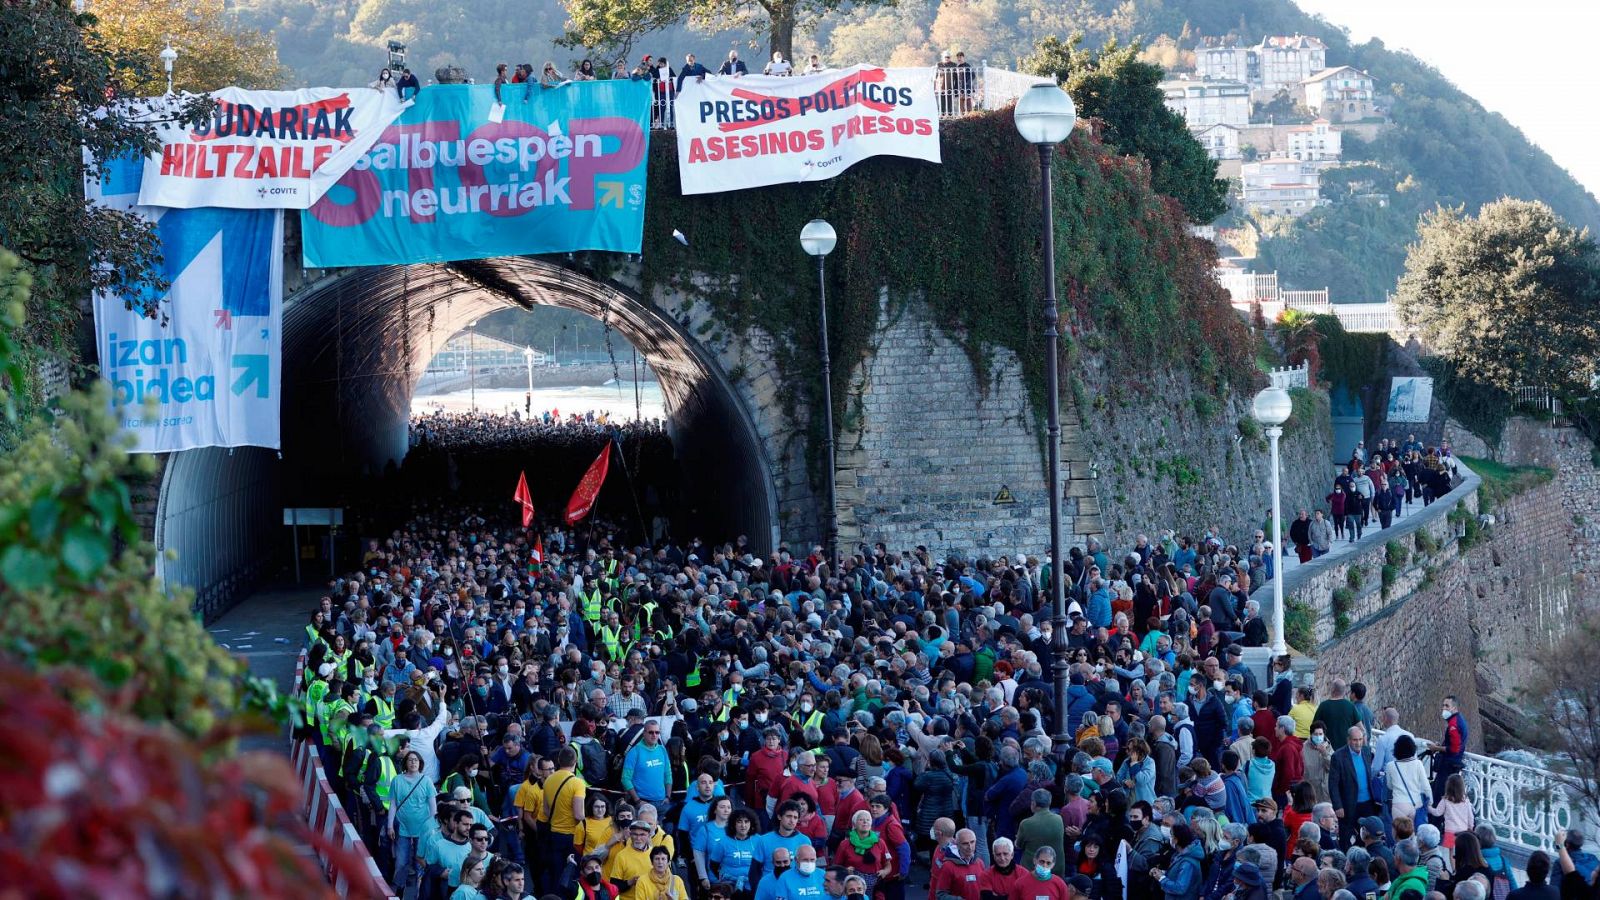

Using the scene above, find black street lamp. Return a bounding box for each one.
[1014,83,1078,749]
[800,218,839,571]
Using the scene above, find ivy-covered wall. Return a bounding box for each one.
[622,111,1266,539]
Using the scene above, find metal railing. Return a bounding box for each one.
[1463,751,1591,856]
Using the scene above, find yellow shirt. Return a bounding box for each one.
[579,816,615,856]
[604,843,655,898]
[1290,700,1317,738]
[514,779,545,820]
[632,871,687,900]
[650,831,676,857]
[542,770,587,836]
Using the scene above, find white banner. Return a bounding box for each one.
[139,86,409,209]
[90,152,282,452]
[674,64,940,195]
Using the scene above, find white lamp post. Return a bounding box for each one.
[800,218,838,571]
[1014,83,1077,750]
[1253,384,1294,656]
[523,346,535,416]
[160,42,178,95]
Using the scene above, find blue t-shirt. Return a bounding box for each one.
[754,831,811,873]
[622,740,671,803]
[777,867,827,900]
[710,833,757,887]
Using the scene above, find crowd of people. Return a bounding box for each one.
[371,47,984,126]
[409,411,666,454]
[1285,435,1461,563]
[294,470,1573,900]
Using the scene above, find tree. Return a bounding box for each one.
[1522,610,1600,834]
[0,0,206,436]
[1023,35,1229,223]
[1394,199,1600,398]
[90,0,286,94]
[560,0,895,63]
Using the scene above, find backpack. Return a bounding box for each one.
[572,735,609,785]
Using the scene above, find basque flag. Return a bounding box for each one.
[564,442,611,525]
[513,470,535,527]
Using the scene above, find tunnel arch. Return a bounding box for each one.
[154,256,782,609]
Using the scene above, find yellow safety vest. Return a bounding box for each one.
[795,709,824,734]
[322,699,353,745]
[685,654,703,689]
[582,588,603,625]
[371,695,395,729]
[305,680,330,726]
[362,754,398,809]
[600,624,622,661]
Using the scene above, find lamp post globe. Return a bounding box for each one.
[800,219,837,257]
[1252,385,1293,426]
[1013,84,1077,145]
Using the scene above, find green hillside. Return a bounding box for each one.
[233,0,1600,300]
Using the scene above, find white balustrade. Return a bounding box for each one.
[1464,751,1593,855]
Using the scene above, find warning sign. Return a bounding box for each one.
[993,485,1017,505]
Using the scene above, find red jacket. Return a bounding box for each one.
[1272,735,1305,796]
[932,854,988,900]
[745,746,788,808]
[825,785,870,838]
[1009,873,1071,900]
[981,863,1028,900]
[775,773,819,811]
[833,836,895,881]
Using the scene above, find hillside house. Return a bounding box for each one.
[1192,122,1242,160]
[1299,66,1376,121]
[1161,78,1251,128]
[1241,157,1324,217]
[1284,119,1342,161]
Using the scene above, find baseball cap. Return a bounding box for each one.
[1067,875,1094,895]
[1251,797,1278,814]
[1359,815,1384,836]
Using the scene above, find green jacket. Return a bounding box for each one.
[1015,810,1066,876]
[1387,866,1431,900]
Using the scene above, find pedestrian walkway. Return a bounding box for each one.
[207,584,319,754]
[1250,460,1482,645]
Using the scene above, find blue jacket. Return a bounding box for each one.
[1087,589,1113,628]
[1223,772,1256,825]
[986,764,1029,838]
[1066,685,1096,729]
[1161,842,1206,900]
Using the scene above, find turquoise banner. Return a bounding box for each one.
[300,81,650,266]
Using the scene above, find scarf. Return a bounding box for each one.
[648,868,673,890]
[847,829,881,855]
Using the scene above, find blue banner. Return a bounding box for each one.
[300,81,650,266]
[89,152,283,453]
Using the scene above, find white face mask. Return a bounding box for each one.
[797,861,816,876]
[1441,709,1452,720]
[468,768,479,778]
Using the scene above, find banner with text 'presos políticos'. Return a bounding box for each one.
[299,81,651,267]
[139,86,410,209]
[673,65,941,195]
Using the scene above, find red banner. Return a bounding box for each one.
[564,443,611,525]
[513,470,535,527]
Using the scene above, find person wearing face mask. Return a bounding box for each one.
[775,844,826,900]
[1019,846,1070,900]
[1302,722,1333,804]
[1188,672,1229,770]
[577,854,620,900]
[443,755,490,816]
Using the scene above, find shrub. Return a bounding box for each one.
[1285,598,1317,652]
[1346,566,1364,590]
[1385,540,1410,568]
[1415,529,1439,555]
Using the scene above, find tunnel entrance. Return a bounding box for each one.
[154,256,780,610]
[401,307,682,542]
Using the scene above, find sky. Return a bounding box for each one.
[1293,0,1600,199]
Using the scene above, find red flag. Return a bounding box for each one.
[564,442,612,525]
[530,535,544,565]
[513,471,535,527]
